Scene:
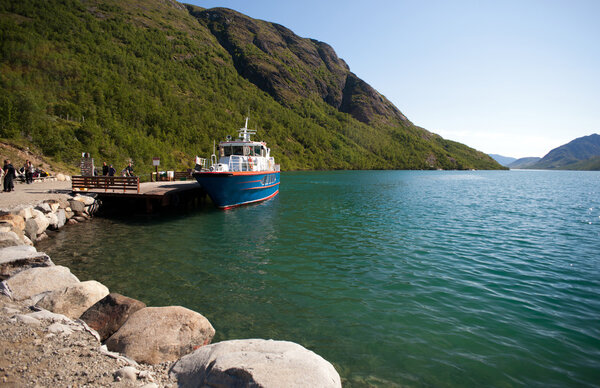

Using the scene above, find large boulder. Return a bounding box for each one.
[80,293,147,341]
[169,339,342,388]
[11,206,34,221]
[0,246,53,280]
[0,231,21,248]
[73,195,96,206]
[46,212,59,229]
[0,214,25,233]
[35,280,110,319]
[35,203,52,213]
[105,306,215,364]
[3,265,79,301]
[69,200,85,214]
[24,210,50,239]
[44,200,61,212]
[56,209,66,229]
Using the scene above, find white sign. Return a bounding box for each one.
[152,157,160,166]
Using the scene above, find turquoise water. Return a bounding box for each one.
[38,170,600,387]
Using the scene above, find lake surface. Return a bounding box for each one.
[37,170,600,387]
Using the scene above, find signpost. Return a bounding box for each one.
[152,157,160,181]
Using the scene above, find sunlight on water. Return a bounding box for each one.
[38,170,600,387]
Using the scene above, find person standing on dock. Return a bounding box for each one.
[102,162,109,176]
[108,164,116,176]
[124,162,134,177]
[3,159,16,192]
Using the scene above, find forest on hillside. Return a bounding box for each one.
[0,0,503,175]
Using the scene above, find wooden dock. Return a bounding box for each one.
[73,179,207,213]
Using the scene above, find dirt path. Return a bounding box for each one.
[0,180,73,210]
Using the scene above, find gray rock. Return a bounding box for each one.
[44,200,61,212]
[106,306,215,365]
[35,203,52,213]
[22,235,33,246]
[27,309,73,323]
[46,212,59,229]
[170,339,342,388]
[35,280,110,319]
[24,210,50,239]
[56,209,66,229]
[114,366,138,382]
[69,200,85,213]
[80,292,147,341]
[34,232,48,242]
[47,322,75,336]
[2,306,21,315]
[4,265,80,301]
[0,247,53,280]
[0,231,21,248]
[74,195,96,206]
[11,205,34,220]
[25,218,39,240]
[12,314,41,326]
[32,209,50,231]
[0,244,37,255]
[0,214,25,233]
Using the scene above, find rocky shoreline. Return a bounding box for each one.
[0,194,342,387]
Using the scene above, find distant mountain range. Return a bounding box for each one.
[507,157,541,169]
[490,134,600,170]
[488,154,516,167]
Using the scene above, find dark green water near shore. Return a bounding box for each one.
[38,170,600,387]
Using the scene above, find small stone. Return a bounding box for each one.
[114,366,138,381]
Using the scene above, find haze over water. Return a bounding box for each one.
[38,170,600,387]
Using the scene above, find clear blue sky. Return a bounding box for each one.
[187,0,600,158]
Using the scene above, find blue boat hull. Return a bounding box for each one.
[193,171,280,209]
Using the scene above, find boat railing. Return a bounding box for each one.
[228,155,252,172]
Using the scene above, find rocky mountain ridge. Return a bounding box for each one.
[0,0,502,171]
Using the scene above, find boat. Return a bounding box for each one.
[193,117,280,209]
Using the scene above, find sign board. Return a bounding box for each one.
[152,157,160,166]
[80,153,94,176]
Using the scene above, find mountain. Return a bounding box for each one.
[0,0,503,173]
[507,157,541,169]
[529,134,600,170]
[489,154,517,167]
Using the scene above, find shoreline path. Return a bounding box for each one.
[0,180,73,210]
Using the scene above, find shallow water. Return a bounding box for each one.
[38,170,600,387]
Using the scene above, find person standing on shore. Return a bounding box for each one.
[3,159,16,192]
[102,162,109,176]
[108,164,116,177]
[25,160,34,184]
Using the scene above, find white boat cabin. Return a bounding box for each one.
[209,118,279,173]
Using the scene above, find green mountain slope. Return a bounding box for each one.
[530,134,600,170]
[0,0,503,174]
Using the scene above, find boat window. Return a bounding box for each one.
[220,146,229,157]
[254,146,261,156]
[243,146,251,156]
[232,146,243,155]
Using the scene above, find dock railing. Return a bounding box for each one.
[72,176,140,193]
